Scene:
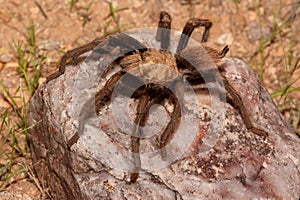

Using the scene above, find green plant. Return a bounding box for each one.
[0,20,45,192]
[77,1,93,27]
[103,0,129,36]
[69,0,79,11]
[15,20,45,96]
[249,1,300,133]
[69,0,93,27]
[0,94,28,190]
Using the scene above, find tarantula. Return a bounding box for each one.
[47,11,268,183]
[94,11,230,183]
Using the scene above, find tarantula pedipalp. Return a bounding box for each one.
[94,11,230,183]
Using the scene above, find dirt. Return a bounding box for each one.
[0,0,299,199]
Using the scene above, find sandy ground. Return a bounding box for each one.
[0,0,299,199]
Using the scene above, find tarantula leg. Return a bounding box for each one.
[155,11,172,50]
[160,93,181,160]
[176,18,212,53]
[46,38,103,83]
[130,92,167,183]
[100,33,147,78]
[223,79,269,137]
[109,32,147,53]
[130,95,150,183]
[219,45,230,58]
[95,71,125,114]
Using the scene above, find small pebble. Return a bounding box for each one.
[40,40,62,51]
[218,33,234,45]
[0,53,13,63]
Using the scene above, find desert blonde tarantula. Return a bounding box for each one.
[95,11,229,183]
[47,11,268,183]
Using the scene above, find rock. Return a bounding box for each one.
[0,191,34,200]
[0,9,11,23]
[27,31,300,200]
[0,47,13,63]
[246,21,271,43]
[40,40,62,51]
[217,33,234,45]
[0,181,40,200]
[0,53,13,63]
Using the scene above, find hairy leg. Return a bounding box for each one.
[109,32,147,52]
[176,18,212,53]
[130,95,149,183]
[159,93,182,160]
[155,11,172,50]
[46,38,103,83]
[130,92,167,183]
[222,78,269,137]
[95,71,125,114]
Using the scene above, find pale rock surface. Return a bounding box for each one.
[28,32,300,199]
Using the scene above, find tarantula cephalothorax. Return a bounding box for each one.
[94,11,230,183]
